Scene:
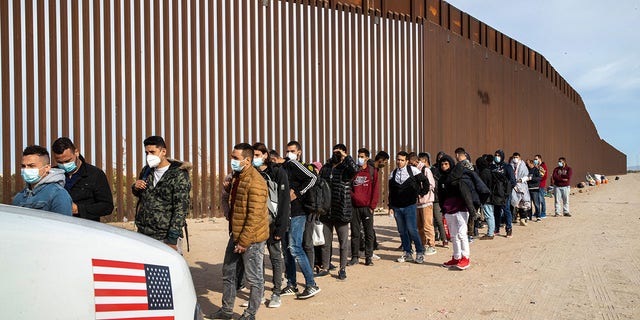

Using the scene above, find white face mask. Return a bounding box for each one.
[513,158,520,164]
[147,154,161,168]
[357,157,366,166]
[286,152,297,161]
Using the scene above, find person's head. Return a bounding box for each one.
[374,151,390,169]
[558,157,567,167]
[454,147,467,162]
[475,155,489,171]
[534,154,543,166]
[143,136,168,168]
[269,149,284,164]
[286,141,302,161]
[494,149,505,164]
[396,151,409,169]
[512,152,521,164]
[418,152,431,166]
[525,159,535,168]
[331,143,348,164]
[439,154,455,173]
[52,137,81,174]
[231,143,254,172]
[252,142,270,168]
[357,148,370,167]
[21,145,51,184]
[408,152,419,166]
[311,161,323,174]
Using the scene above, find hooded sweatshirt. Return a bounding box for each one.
[13,168,73,215]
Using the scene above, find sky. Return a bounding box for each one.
[447,0,640,168]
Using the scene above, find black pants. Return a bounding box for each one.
[350,206,375,259]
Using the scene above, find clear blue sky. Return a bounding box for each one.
[448,0,640,168]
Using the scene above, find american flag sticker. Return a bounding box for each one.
[92,259,175,320]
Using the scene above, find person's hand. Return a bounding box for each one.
[134,179,147,190]
[274,235,281,241]
[71,203,78,214]
[388,208,394,217]
[167,243,178,251]
[234,244,246,254]
[290,189,297,201]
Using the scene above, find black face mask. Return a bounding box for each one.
[331,153,342,164]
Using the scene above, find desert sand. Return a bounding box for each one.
[120,173,640,319]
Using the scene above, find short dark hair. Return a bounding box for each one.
[252,142,270,164]
[559,157,566,162]
[397,151,409,159]
[51,137,76,154]
[333,143,347,153]
[512,152,521,157]
[143,136,166,148]
[286,140,302,151]
[375,151,390,161]
[418,152,429,160]
[535,154,542,159]
[23,145,50,163]
[454,147,466,155]
[269,149,280,158]
[357,148,370,157]
[234,143,254,160]
[408,152,418,161]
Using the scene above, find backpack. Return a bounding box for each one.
[259,171,279,221]
[303,173,332,216]
[490,169,510,205]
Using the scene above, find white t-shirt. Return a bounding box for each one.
[390,165,422,184]
[153,165,170,187]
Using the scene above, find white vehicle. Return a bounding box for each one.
[0,204,203,320]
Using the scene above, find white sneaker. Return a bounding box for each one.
[415,254,425,264]
[371,253,381,260]
[240,296,266,307]
[424,246,437,255]
[396,252,413,263]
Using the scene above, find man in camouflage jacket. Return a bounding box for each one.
[132,136,191,252]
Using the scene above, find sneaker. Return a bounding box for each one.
[506,229,513,238]
[442,240,449,248]
[468,236,475,243]
[347,257,359,266]
[479,235,494,240]
[267,293,281,308]
[456,256,470,270]
[442,256,460,268]
[415,254,425,264]
[314,269,329,277]
[564,213,572,217]
[371,253,381,260]
[338,268,347,280]
[535,218,542,222]
[297,285,321,299]
[396,252,413,263]
[205,309,233,320]
[425,246,437,255]
[519,219,528,226]
[238,314,255,320]
[328,263,337,270]
[365,257,374,266]
[554,213,561,217]
[240,296,265,307]
[280,285,299,296]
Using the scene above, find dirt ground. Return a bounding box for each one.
[137,173,640,319]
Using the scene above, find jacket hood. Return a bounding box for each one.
[439,154,456,173]
[475,156,490,172]
[32,168,66,191]
[169,159,192,171]
[494,149,505,163]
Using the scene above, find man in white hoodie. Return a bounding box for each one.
[13,145,72,215]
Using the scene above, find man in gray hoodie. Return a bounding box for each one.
[13,145,72,215]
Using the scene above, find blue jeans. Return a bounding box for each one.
[284,215,316,288]
[530,190,541,218]
[392,204,424,254]
[482,203,495,236]
[494,193,513,232]
[538,189,547,218]
[221,237,265,316]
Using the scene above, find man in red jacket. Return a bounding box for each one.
[551,157,572,217]
[534,154,548,219]
[349,148,380,266]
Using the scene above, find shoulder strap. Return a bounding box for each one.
[406,165,414,177]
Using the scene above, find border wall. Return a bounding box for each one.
[0,0,626,221]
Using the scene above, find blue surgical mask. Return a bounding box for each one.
[21,168,42,184]
[357,157,365,166]
[231,159,244,172]
[494,156,501,163]
[558,162,564,167]
[58,161,77,173]
[252,157,264,168]
[533,159,540,166]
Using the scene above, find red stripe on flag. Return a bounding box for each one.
[92,258,145,270]
[95,303,149,312]
[93,274,147,283]
[94,289,148,297]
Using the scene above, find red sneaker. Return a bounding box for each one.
[442,256,460,268]
[456,256,470,270]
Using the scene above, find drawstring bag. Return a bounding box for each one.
[312,220,325,246]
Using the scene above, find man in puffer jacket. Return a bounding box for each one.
[318,143,358,281]
[208,143,269,320]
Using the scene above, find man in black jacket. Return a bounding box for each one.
[52,137,113,221]
[319,143,358,280]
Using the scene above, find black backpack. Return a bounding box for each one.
[303,174,332,215]
[490,169,510,205]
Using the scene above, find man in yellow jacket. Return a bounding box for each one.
[207,143,269,320]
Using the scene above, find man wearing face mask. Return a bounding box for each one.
[510,152,532,227]
[349,148,379,266]
[132,136,191,252]
[51,137,113,221]
[13,145,72,215]
[534,154,548,219]
[552,157,572,217]
[490,149,516,238]
[208,143,269,320]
